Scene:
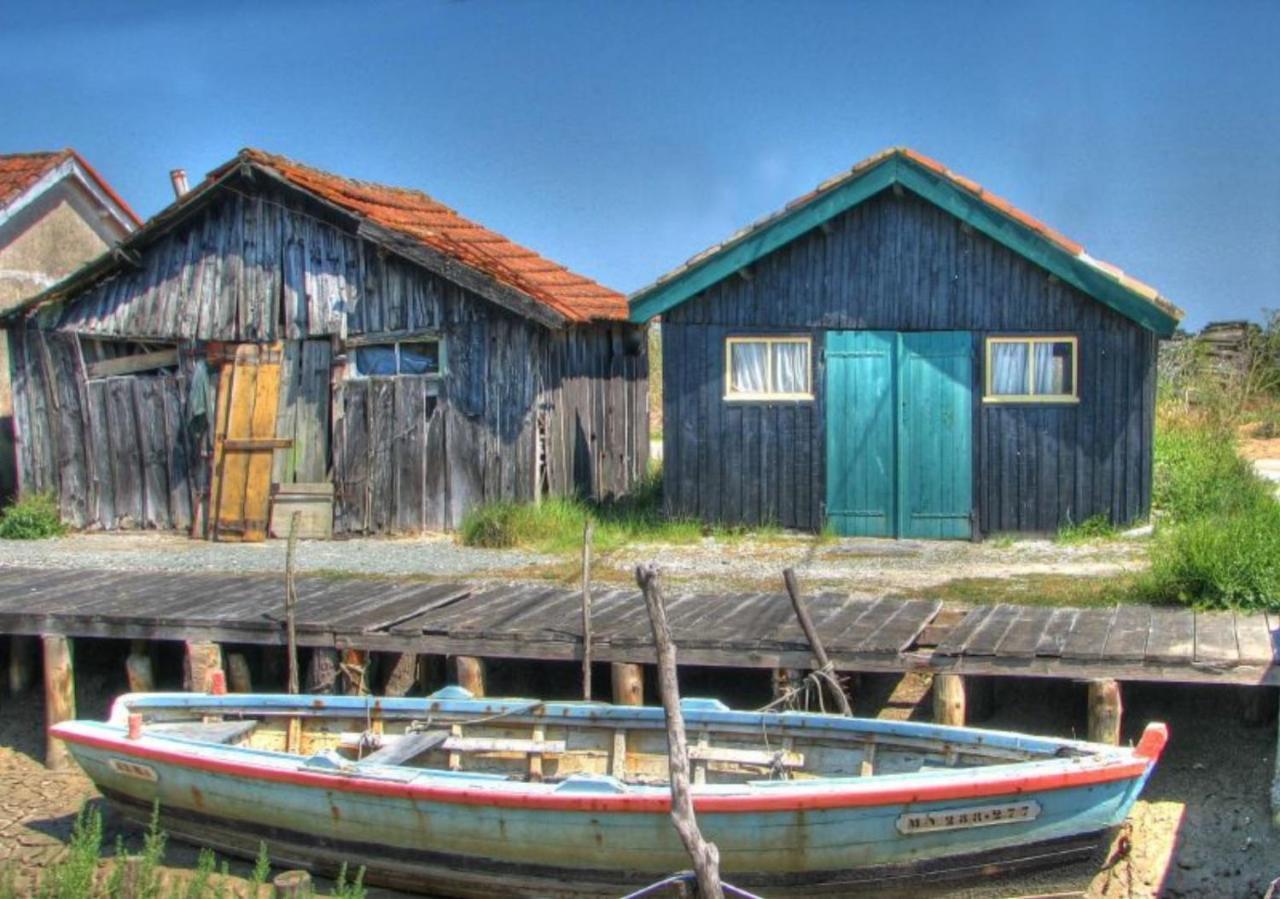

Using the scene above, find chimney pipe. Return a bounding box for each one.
[169,169,189,199]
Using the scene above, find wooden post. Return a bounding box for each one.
[782,568,853,715]
[340,649,369,695]
[124,640,154,692]
[611,662,644,706]
[9,635,35,694]
[306,648,340,694]
[1087,679,1123,745]
[771,668,804,703]
[636,564,722,899]
[226,652,252,694]
[285,511,301,695]
[382,653,418,697]
[42,635,76,770]
[184,641,223,693]
[455,656,486,697]
[272,870,313,897]
[581,518,595,700]
[932,674,966,726]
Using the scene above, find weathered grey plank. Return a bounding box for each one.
[995,606,1055,658]
[933,607,992,656]
[1060,607,1120,662]
[1144,608,1196,664]
[1101,605,1152,663]
[1194,611,1239,666]
[1233,613,1275,665]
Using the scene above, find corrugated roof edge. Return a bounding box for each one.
[629,148,1184,336]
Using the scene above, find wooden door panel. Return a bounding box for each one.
[210,343,286,542]
[824,331,896,537]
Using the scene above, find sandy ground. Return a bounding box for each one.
[0,647,1275,898]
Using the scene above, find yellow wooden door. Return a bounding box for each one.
[209,343,289,542]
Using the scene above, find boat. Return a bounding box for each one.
[52,687,1166,897]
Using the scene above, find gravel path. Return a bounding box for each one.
[0,531,1147,598]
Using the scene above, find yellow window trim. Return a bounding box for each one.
[984,335,1079,403]
[724,335,814,401]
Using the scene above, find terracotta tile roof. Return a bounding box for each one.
[232,149,627,323]
[0,149,141,226]
[634,147,1182,325]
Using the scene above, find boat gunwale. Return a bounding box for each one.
[52,716,1166,816]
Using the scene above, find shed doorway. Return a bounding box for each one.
[825,330,972,539]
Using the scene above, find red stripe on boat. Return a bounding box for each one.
[52,725,1157,815]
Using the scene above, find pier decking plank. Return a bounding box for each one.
[0,567,1273,685]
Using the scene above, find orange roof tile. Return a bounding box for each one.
[231,149,627,323]
[0,149,141,226]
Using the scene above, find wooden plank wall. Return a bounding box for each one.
[11,180,648,534]
[662,188,1156,534]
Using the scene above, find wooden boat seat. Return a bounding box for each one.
[145,720,259,745]
[359,730,450,766]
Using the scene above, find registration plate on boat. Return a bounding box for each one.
[108,758,159,782]
[896,800,1040,834]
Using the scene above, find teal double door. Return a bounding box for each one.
[825,331,973,539]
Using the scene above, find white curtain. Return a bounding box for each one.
[1034,342,1070,395]
[991,342,1028,395]
[730,342,768,393]
[773,342,810,394]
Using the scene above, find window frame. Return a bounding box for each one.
[983,335,1079,404]
[346,333,446,380]
[723,335,814,402]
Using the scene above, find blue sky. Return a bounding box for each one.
[3,0,1278,328]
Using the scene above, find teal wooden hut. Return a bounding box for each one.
[630,148,1183,539]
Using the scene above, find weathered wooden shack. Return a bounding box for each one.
[3,149,647,539]
[631,148,1182,538]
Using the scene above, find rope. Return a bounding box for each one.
[756,662,850,715]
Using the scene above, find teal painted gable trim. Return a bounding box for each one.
[629,156,1179,337]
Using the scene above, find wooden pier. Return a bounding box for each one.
[0,566,1275,684]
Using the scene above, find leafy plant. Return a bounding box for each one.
[1152,416,1271,522]
[35,805,102,899]
[332,862,368,899]
[0,492,66,539]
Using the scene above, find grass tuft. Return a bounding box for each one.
[1055,514,1118,545]
[458,467,777,554]
[0,493,66,540]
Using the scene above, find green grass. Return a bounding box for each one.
[458,468,781,554]
[0,493,66,540]
[1139,412,1280,610]
[1,802,366,899]
[1055,514,1119,545]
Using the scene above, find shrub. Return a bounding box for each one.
[1142,501,1280,610]
[0,493,66,540]
[1152,418,1271,522]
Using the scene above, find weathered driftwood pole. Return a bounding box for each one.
[581,518,595,700]
[42,635,76,769]
[285,511,301,695]
[933,674,966,726]
[226,652,252,694]
[455,656,486,697]
[1087,679,1123,745]
[340,649,369,695]
[782,568,853,716]
[636,564,723,899]
[382,652,418,696]
[306,649,340,694]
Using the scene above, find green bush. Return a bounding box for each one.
[1056,514,1118,544]
[0,493,66,540]
[1152,419,1271,521]
[1142,501,1280,610]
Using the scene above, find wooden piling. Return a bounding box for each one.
[611,662,644,706]
[382,653,418,697]
[272,870,313,897]
[341,649,369,695]
[226,652,253,693]
[1087,679,1123,745]
[932,673,966,727]
[42,635,76,769]
[124,640,155,692]
[636,564,722,899]
[184,641,223,693]
[8,635,34,694]
[455,656,486,697]
[306,647,340,694]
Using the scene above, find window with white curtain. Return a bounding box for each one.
[985,336,1077,402]
[725,336,812,400]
